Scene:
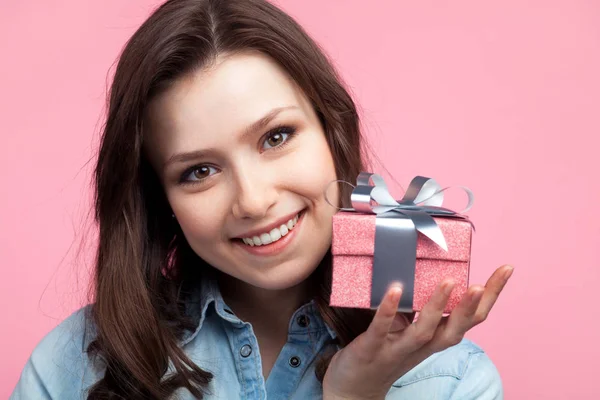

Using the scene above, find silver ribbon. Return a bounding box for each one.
[339,172,474,311]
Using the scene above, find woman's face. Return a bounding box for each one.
[145,51,339,290]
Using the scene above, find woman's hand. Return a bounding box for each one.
[322,264,514,400]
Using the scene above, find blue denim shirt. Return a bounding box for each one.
[11,277,503,399]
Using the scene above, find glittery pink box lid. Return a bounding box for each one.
[331,212,472,261]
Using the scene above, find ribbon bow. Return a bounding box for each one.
[348,172,474,252]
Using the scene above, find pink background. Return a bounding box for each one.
[1,0,598,398]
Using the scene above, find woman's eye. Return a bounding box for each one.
[265,132,286,148]
[181,165,218,183]
[262,126,296,150]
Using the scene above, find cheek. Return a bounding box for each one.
[167,191,227,242]
[283,135,338,200]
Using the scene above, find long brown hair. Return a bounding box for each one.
[89,0,378,398]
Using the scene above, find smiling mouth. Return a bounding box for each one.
[235,210,305,247]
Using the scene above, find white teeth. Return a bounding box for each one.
[269,228,281,241]
[242,213,300,246]
[260,233,272,245]
[280,224,289,236]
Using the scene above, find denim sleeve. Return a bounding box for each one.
[449,351,504,400]
[10,357,53,399]
[384,339,503,400]
[10,307,97,400]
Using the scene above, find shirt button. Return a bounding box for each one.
[297,314,310,328]
[240,344,252,358]
[289,356,301,368]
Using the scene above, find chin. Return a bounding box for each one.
[246,260,320,292]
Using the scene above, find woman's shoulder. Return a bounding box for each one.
[10,305,102,399]
[31,305,96,361]
[386,338,503,399]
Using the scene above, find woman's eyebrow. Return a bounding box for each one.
[162,105,299,171]
[239,105,299,142]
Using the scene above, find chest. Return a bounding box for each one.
[183,312,331,399]
[255,332,287,380]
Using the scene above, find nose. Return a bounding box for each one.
[231,169,278,220]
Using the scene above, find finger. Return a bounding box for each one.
[411,285,483,355]
[441,285,485,343]
[410,267,513,356]
[366,283,403,341]
[404,279,455,348]
[401,317,451,368]
[388,313,411,333]
[437,265,513,341]
[473,265,513,324]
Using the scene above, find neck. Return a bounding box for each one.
[216,272,317,380]
[217,273,313,327]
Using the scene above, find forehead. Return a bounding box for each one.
[145,51,312,160]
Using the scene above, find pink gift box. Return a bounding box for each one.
[330,211,472,313]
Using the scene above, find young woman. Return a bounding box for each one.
[11,0,513,398]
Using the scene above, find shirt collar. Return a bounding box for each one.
[179,275,337,346]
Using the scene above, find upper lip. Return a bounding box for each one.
[233,210,302,239]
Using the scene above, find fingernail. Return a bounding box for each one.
[503,266,514,280]
[443,280,455,296]
[389,282,403,301]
